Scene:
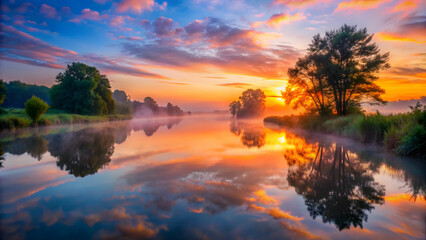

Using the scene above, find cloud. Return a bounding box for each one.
[69,8,108,23]
[158,81,190,85]
[335,0,391,11]
[116,0,155,14]
[271,0,327,8]
[40,4,57,19]
[216,83,253,88]
[120,17,300,79]
[264,12,307,28]
[376,15,426,44]
[0,23,166,79]
[392,0,419,12]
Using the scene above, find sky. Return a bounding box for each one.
[0,0,425,112]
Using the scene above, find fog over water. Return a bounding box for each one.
[0,116,425,240]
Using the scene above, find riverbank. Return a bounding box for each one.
[264,110,426,159]
[0,108,131,131]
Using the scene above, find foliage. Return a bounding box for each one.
[2,80,50,108]
[284,54,333,117]
[229,89,266,118]
[112,89,130,103]
[0,79,6,108]
[284,25,389,116]
[50,62,116,115]
[25,96,49,123]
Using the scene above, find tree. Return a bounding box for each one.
[284,54,333,116]
[229,100,241,117]
[284,25,390,116]
[229,89,266,118]
[144,97,159,113]
[112,89,132,115]
[112,89,130,103]
[25,96,49,124]
[50,62,116,115]
[0,80,6,108]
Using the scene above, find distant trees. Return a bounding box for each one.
[143,97,159,113]
[50,62,115,115]
[0,80,6,108]
[112,89,132,115]
[283,25,390,116]
[166,102,185,116]
[2,80,50,108]
[25,96,49,123]
[229,89,266,118]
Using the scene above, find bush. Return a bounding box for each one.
[396,124,426,158]
[25,96,49,124]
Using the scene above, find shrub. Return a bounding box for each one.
[25,96,49,124]
[396,124,426,158]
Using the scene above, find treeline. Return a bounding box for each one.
[112,90,187,117]
[0,62,187,128]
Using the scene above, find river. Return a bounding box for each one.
[0,116,424,239]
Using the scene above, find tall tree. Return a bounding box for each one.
[50,62,116,115]
[284,25,390,116]
[284,54,333,116]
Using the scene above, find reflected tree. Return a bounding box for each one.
[0,146,4,168]
[47,128,115,177]
[286,143,385,230]
[132,118,182,137]
[1,135,48,160]
[230,120,265,148]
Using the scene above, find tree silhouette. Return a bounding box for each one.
[284,25,390,116]
[286,143,385,230]
[229,89,266,118]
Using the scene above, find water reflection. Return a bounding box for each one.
[286,142,385,230]
[0,118,425,239]
[230,120,265,148]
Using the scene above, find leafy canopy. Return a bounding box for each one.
[50,62,115,115]
[229,89,266,118]
[284,25,390,116]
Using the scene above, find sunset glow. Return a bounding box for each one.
[0,0,424,113]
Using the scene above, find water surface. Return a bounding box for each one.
[1,116,425,239]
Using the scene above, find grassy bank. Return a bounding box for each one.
[0,108,131,131]
[264,109,426,159]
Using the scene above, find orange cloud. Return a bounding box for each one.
[376,32,426,44]
[392,0,419,12]
[251,13,306,29]
[116,0,154,13]
[265,12,306,28]
[272,0,328,8]
[335,0,391,11]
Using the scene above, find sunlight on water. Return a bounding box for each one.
[0,116,425,240]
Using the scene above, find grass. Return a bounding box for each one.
[0,108,131,131]
[264,108,426,159]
